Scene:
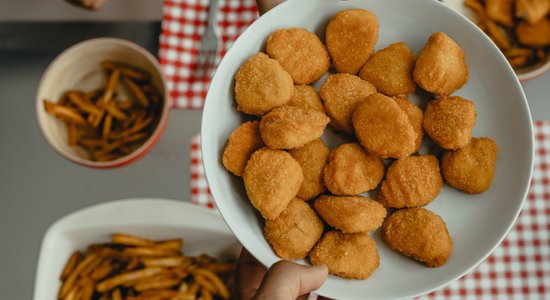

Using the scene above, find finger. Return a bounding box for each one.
[256,0,285,15]
[253,261,328,299]
[237,248,268,300]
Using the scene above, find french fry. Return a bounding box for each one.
[172,291,196,300]
[102,60,150,82]
[96,267,164,292]
[112,233,154,246]
[127,289,178,300]
[126,257,141,271]
[134,276,180,292]
[59,252,98,298]
[79,278,95,300]
[193,268,230,300]
[44,101,86,126]
[123,247,180,257]
[141,256,187,267]
[105,101,128,120]
[67,124,79,146]
[188,281,200,296]
[117,99,134,110]
[193,274,216,294]
[486,20,512,50]
[89,260,117,281]
[123,77,149,107]
[67,91,102,116]
[112,288,123,300]
[198,289,213,300]
[63,285,80,300]
[153,239,184,251]
[102,115,112,141]
[60,252,81,281]
[178,282,189,292]
[101,69,121,105]
[80,256,104,277]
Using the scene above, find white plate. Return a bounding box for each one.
[201,0,534,299]
[32,199,240,300]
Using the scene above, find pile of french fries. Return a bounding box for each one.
[58,233,236,300]
[44,61,162,162]
[465,0,550,69]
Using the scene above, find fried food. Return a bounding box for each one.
[309,231,379,279]
[382,208,453,267]
[326,9,379,74]
[515,0,550,25]
[222,121,264,176]
[287,85,324,112]
[259,106,330,149]
[319,73,377,134]
[516,18,550,48]
[323,143,384,195]
[423,96,477,150]
[486,0,514,27]
[234,53,294,116]
[486,19,513,50]
[413,32,468,96]
[314,195,386,233]
[264,199,324,259]
[243,148,303,219]
[378,155,443,208]
[289,139,330,200]
[394,96,424,153]
[266,28,330,85]
[359,42,416,96]
[352,93,417,158]
[441,137,498,194]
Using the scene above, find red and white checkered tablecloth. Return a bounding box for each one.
[190,121,550,298]
[159,0,258,109]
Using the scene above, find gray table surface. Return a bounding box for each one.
[0,20,549,300]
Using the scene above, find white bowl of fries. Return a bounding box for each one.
[33,199,240,300]
[36,38,169,168]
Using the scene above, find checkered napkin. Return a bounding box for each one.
[159,0,258,109]
[189,121,550,298]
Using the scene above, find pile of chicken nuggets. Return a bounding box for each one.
[222,9,499,279]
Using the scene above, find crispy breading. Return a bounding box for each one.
[234,53,294,116]
[287,85,324,112]
[309,231,380,279]
[288,139,330,200]
[378,155,443,208]
[359,42,416,96]
[382,208,453,267]
[441,137,499,194]
[323,143,384,195]
[266,28,330,85]
[394,96,424,153]
[222,121,264,176]
[243,148,303,220]
[314,195,386,233]
[423,96,477,150]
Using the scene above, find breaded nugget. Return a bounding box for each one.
[441,137,498,194]
[326,9,379,74]
[359,42,416,96]
[382,208,453,267]
[320,73,377,134]
[314,195,386,233]
[289,139,330,200]
[323,143,384,195]
[259,106,329,149]
[309,231,380,279]
[264,198,324,259]
[266,28,330,85]
[222,121,264,176]
[288,85,324,112]
[378,155,443,208]
[423,96,477,150]
[235,53,294,116]
[413,32,468,96]
[243,148,303,220]
[394,97,424,153]
[516,18,550,48]
[352,93,417,158]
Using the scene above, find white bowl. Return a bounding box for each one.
[442,0,550,82]
[32,199,240,300]
[36,38,170,168]
[201,0,534,299]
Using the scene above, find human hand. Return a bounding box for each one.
[256,0,286,15]
[236,248,329,300]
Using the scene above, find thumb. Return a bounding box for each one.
[252,260,328,300]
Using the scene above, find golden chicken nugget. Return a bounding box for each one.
[382,208,452,267]
[243,148,303,220]
[288,85,324,112]
[394,97,424,153]
[259,106,330,149]
[423,96,477,150]
[320,73,377,134]
[264,199,324,259]
[326,9,379,74]
[222,121,264,176]
[352,93,417,158]
[314,195,386,233]
[235,53,294,116]
[289,139,330,200]
[323,143,384,195]
[413,32,468,96]
[309,231,379,279]
[378,155,443,208]
[266,28,330,85]
[359,42,416,96]
[442,137,498,194]
[516,18,550,48]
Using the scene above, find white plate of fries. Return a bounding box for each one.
[33,199,240,300]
